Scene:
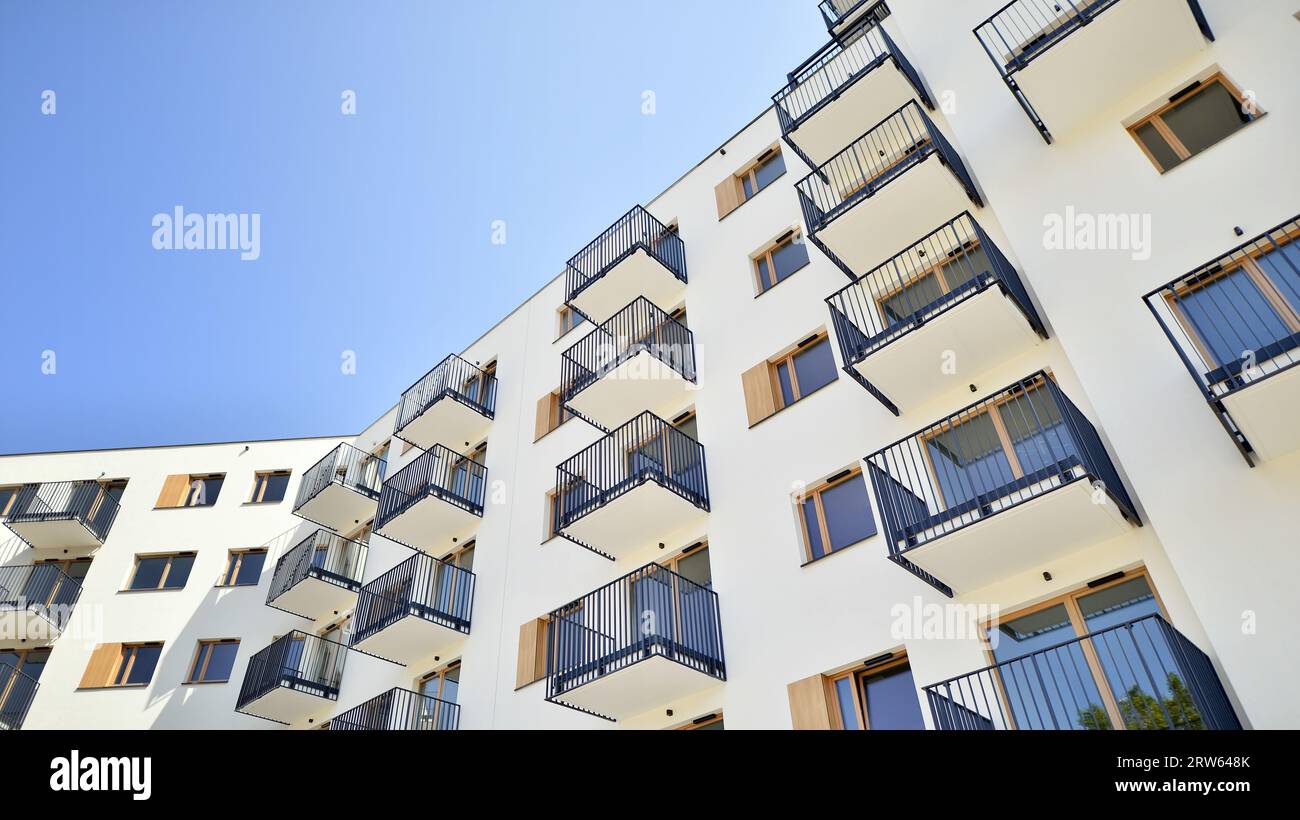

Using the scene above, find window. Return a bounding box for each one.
[797,468,877,562]
[787,652,926,730]
[0,486,17,518]
[249,470,291,504]
[219,548,267,587]
[155,473,225,508]
[534,389,574,441]
[1128,73,1260,173]
[753,229,811,294]
[556,305,588,340]
[79,642,164,689]
[715,145,786,219]
[679,713,724,730]
[127,552,196,591]
[186,640,240,683]
[741,331,839,426]
[877,241,990,327]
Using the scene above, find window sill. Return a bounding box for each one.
[118,587,187,594]
[554,321,592,345]
[153,505,218,511]
[799,534,876,568]
[182,679,230,686]
[753,259,811,299]
[214,583,259,590]
[242,500,285,506]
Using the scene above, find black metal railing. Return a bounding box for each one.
[565,205,687,310]
[0,563,83,630]
[6,480,120,544]
[236,631,347,712]
[560,296,696,409]
[352,551,474,646]
[545,562,725,716]
[1144,215,1300,466]
[293,442,387,514]
[0,662,39,730]
[395,353,497,438]
[827,212,1046,374]
[818,0,890,33]
[796,101,982,240]
[555,411,709,531]
[330,687,460,731]
[775,12,927,137]
[375,444,486,532]
[267,529,368,608]
[866,371,1139,596]
[925,614,1240,730]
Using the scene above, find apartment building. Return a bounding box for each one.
[2,0,1296,731]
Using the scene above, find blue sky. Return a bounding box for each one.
[0,0,825,453]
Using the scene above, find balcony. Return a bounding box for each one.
[796,101,982,278]
[3,481,120,554]
[546,562,725,720]
[0,662,38,730]
[1145,215,1300,465]
[555,412,709,560]
[775,13,931,170]
[394,354,496,453]
[235,631,347,725]
[350,551,474,664]
[826,212,1047,414]
[925,614,1240,730]
[0,564,82,644]
[975,0,1214,143]
[565,205,687,325]
[560,296,696,431]
[292,443,386,533]
[266,530,368,621]
[866,371,1140,596]
[330,687,459,730]
[818,0,891,37]
[374,444,484,551]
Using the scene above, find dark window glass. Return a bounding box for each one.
[861,664,926,730]
[124,646,162,685]
[801,497,825,560]
[187,476,223,506]
[130,557,168,590]
[0,487,16,517]
[1179,269,1289,366]
[835,677,861,729]
[163,554,194,589]
[259,473,290,503]
[770,237,810,286]
[19,651,50,681]
[675,548,711,588]
[201,642,239,682]
[1255,241,1300,316]
[881,272,945,324]
[999,389,1076,474]
[927,413,1016,507]
[233,551,266,586]
[1162,82,1252,157]
[941,245,991,290]
[776,362,796,406]
[754,151,786,191]
[792,338,838,396]
[819,476,877,551]
[1134,121,1185,171]
[742,175,755,198]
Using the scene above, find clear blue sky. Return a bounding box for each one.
[0,0,825,453]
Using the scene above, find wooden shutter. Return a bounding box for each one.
[788,674,834,730]
[79,643,122,689]
[741,362,777,427]
[714,176,742,220]
[516,620,540,689]
[155,474,190,508]
[534,394,554,442]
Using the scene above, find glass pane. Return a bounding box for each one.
[940,244,992,291]
[203,642,239,681]
[819,476,876,552]
[0,487,15,517]
[442,667,460,704]
[1162,82,1252,158]
[791,339,837,397]
[1255,240,1300,317]
[1134,122,1184,171]
[926,413,1016,508]
[741,175,755,199]
[862,664,926,730]
[1177,268,1290,367]
[260,473,290,503]
[125,646,162,685]
[675,548,711,588]
[757,257,771,290]
[835,677,861,730]
[163,555,194,589]
[988,605,1108,730]
[674,416,698,441]
[771,237,809,284]
[234,551,266,585]
[130,557,168,590]
[881,272,945,324]
[998,389,1077,474]
[776,362,795,406]
[754,152,786,190]
[802,497,825,560]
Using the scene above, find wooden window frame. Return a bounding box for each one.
[556,305,585,340]
[184,639,240,684]
[0,485,18,518]
[769,331,833,411]
[109,642,164,688]
[417,659,461,702]
[126,551,196,592]
[873,238,985,324]
[752,229,810,295]
[797,467,871,562]
[827,653,917,730]
[737,147,784,203]
[218,548,267,588]
[1127,72,1260,173]
[248,469,291,504]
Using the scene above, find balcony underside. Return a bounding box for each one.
[1221,362,1300,463]
[815,156,975,274]
[553,653,722,721]
[788,59,921,167]
[569,249,686,324]
[560,482,707,559]
[1012,0,1210,138]
[829,1,880,36]
[899,475,1133,595]
[294,482,378,534]
[398,396,492,453]
[269,572,359,621]
[352,610,466,665]
[848,284,1043,410]
[3,520,102,556]
[238,681,336,725]
[376,495,479,551]
[566,350,694,431]
[0,608,63,645]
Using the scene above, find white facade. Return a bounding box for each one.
[2,0,1296,730]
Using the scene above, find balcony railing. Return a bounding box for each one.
[545,562,725,719]
[796,101,982,247]
[866,371,1139,595]
[0,662,39,730]
[565,205,687,308]
[1144,215,1300,465]
[0,563,83,632]
[294,442,386,511]
[395,353,497,438]
[924,614,1240,730]
[375,443,486,532]
[267,530,368,606]
[236,631,347,716]
[5,480,120,545]
[330,687,460,731]
[818,0,890,33]
[352,551,474,646]
[555,411,709,531]
[560,295,696,416]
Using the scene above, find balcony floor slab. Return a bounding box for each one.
[567,350,694,431]
[3,519,101,555]
[398,397,492,453]
[554,654,721,720]
[376,495,479,552]
[1222,364,1300,463]
[788,59,921,167]
[570,249,685,324]
[352,612,466,665]
[294,482,378,534]
[270,575,358,621]
[560,482,707,559]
